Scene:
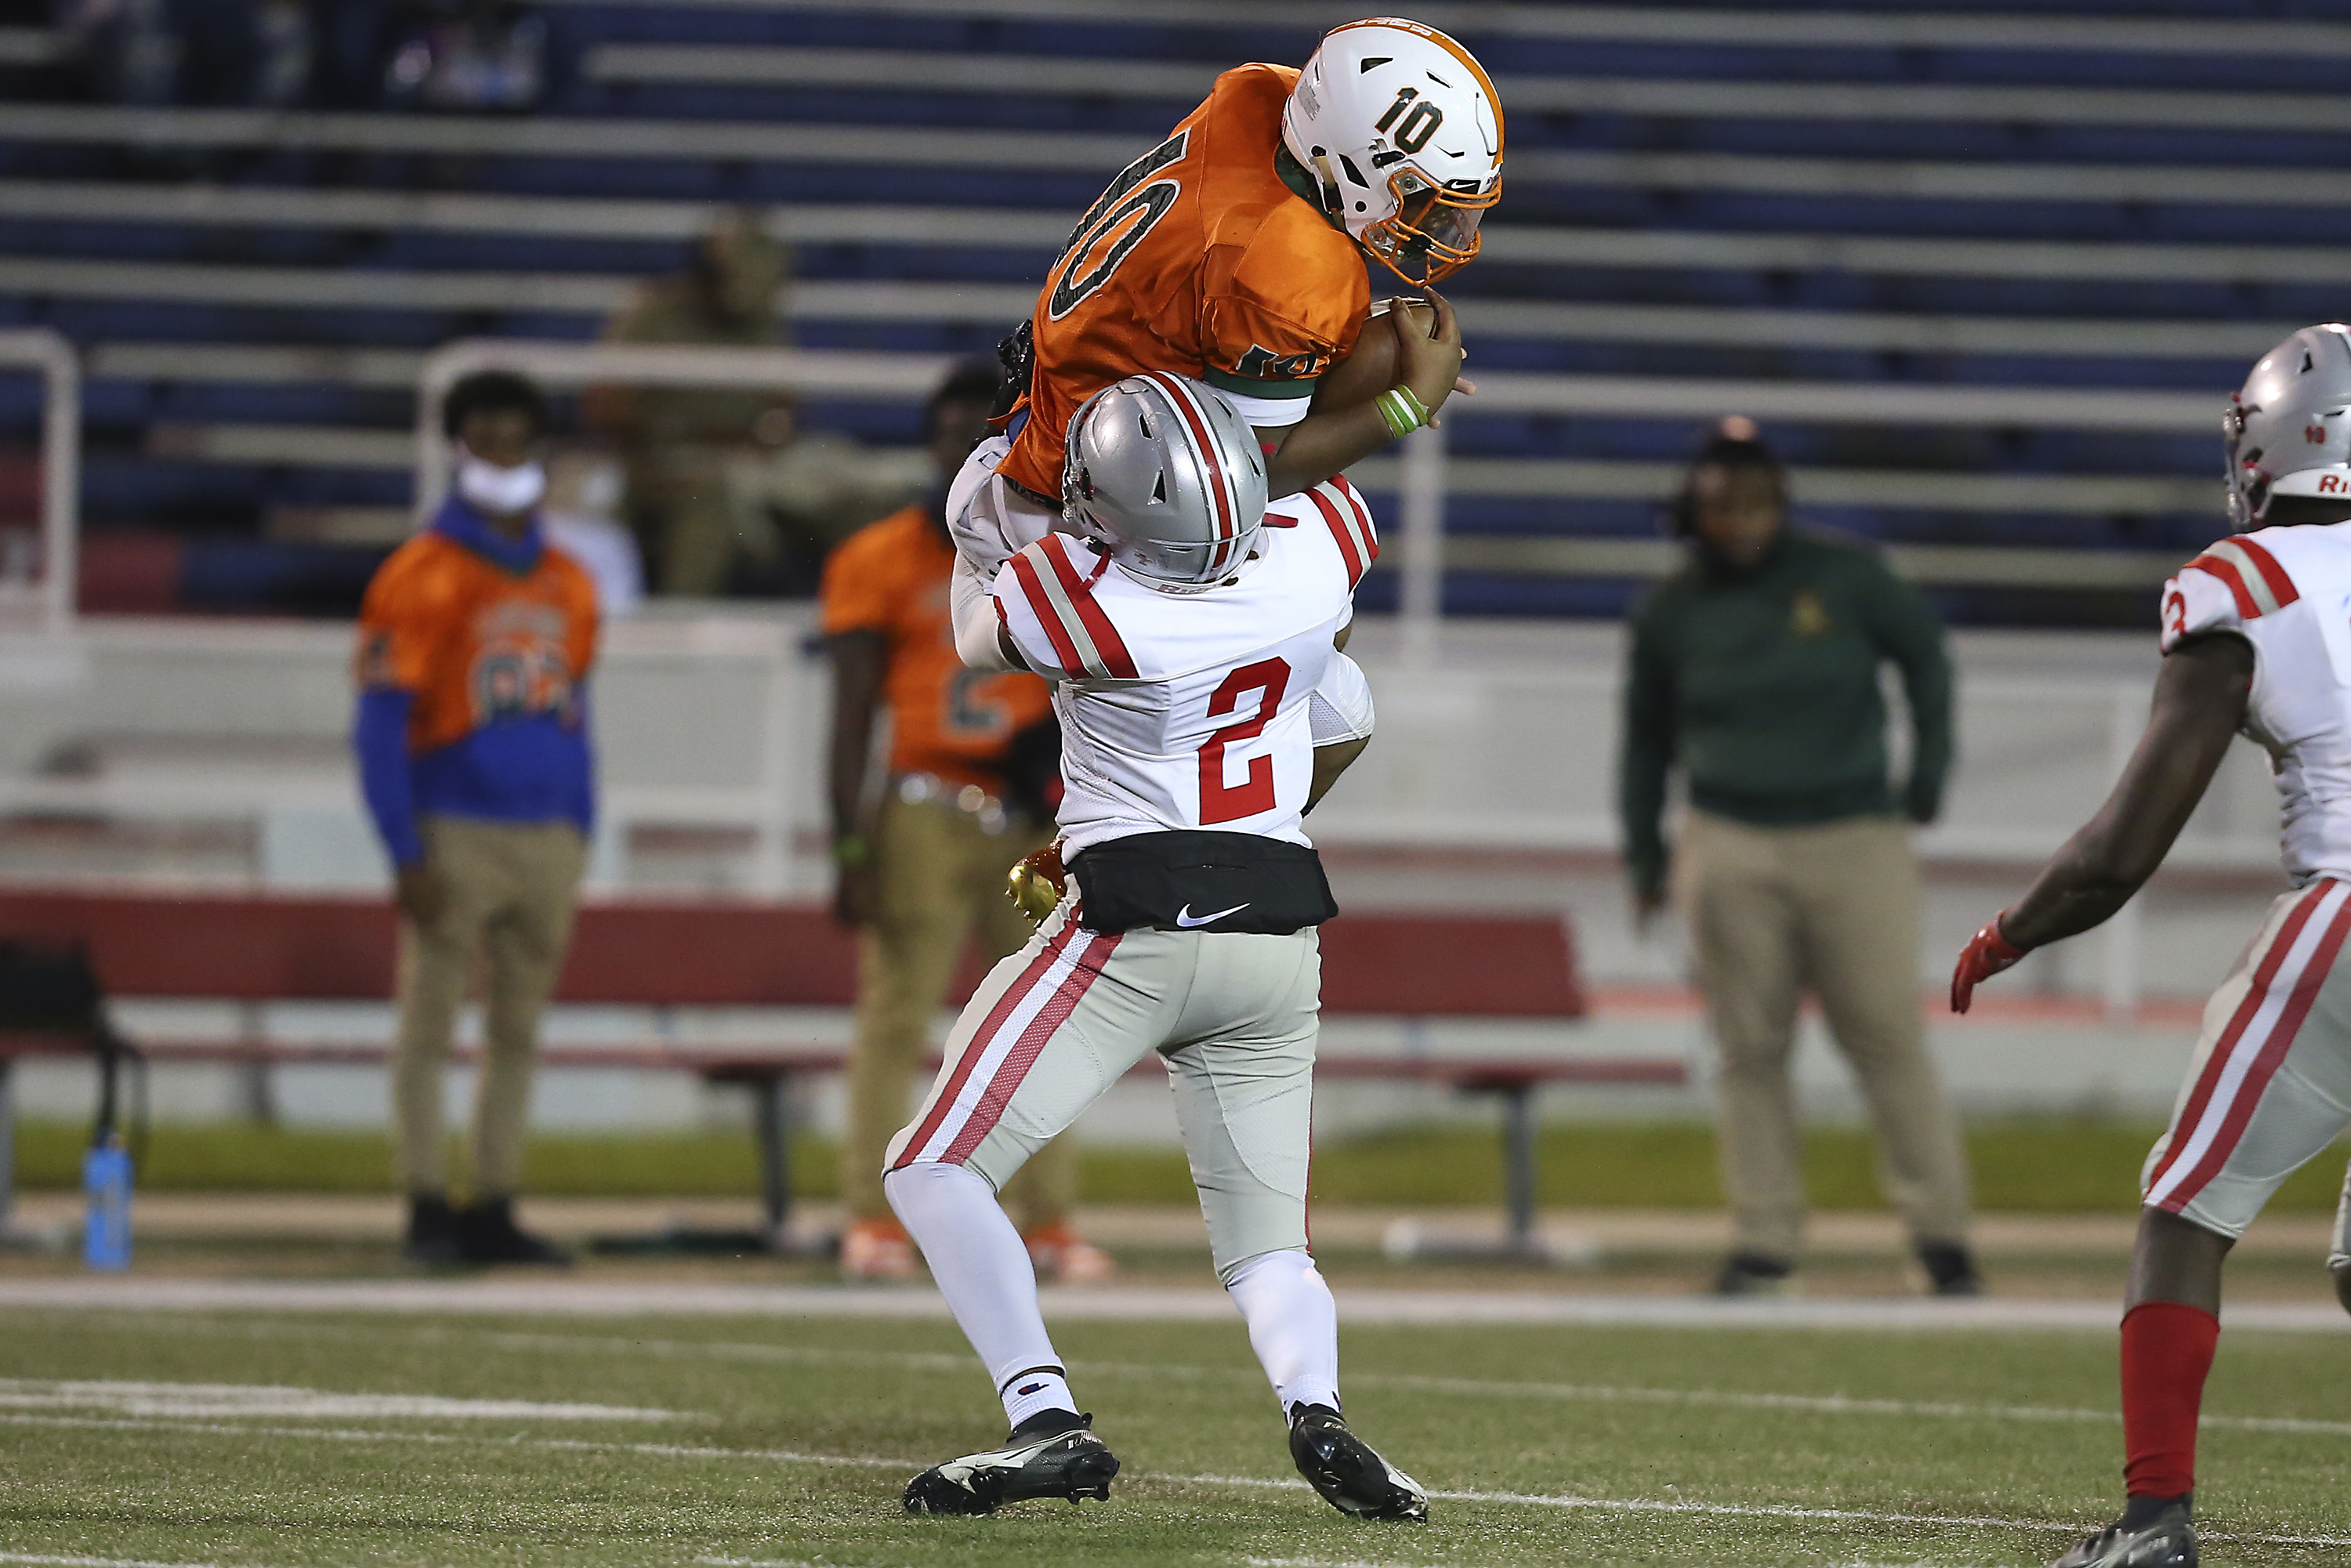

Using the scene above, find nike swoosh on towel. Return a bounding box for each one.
[1174,903,1249,929]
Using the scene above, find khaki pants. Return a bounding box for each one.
[392,817,587,1198]
[629,442,761,597]
[844,794,1076,1230]
[887,902,1320,1279]
[1677,811,1971,1260]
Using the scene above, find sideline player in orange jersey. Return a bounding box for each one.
[355,370,599,1269]
[950,16,1502,585]
[822,364,1112,1284]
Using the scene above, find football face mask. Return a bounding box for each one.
[1364,165,1500,287]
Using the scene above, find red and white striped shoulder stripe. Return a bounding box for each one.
[1007,534,1140,680]
[2183,534,2299,619]
[1302,477,1379,590]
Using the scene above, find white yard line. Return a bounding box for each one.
[0,1378,676,1423]
[4,1408,2344,1551]
[0,1409,911,1469]
[56,1316,2351,1441]
[2,1277,2345,1332]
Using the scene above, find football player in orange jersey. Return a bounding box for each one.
[949,16,1502,584]
[822,364,1112,1285]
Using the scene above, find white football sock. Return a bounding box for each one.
[1223,1248,1340,1418]
[884,1161,1079,1428]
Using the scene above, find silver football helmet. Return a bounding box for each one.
[2226,324,2351,528]
[1060,372,1268,586]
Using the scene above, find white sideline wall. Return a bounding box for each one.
[0,610,2286,1136]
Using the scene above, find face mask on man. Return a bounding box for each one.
[456,451,546,516]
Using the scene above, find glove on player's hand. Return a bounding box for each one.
[1950,915,2027,1014]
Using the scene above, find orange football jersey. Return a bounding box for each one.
[820,505,1054,791]
[357,531,600,755]
[999,63,1371,498]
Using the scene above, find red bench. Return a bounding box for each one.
[0,888,1680,1249]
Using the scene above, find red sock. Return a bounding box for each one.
[2120,1300,2219,1498]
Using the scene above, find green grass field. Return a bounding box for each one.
[4,1305,2348,1567]
[17,1117,2351,1212]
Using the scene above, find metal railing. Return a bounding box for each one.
[413,337,2222,668]
[0,327,79,634]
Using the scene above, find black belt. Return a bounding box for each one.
[1070,831,1337,935]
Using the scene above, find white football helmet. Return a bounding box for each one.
[2226,324,2351,528]
[1062,372,1267,587]
[1281,16,1504,286]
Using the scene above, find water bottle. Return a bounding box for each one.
[83,1135,132,1271]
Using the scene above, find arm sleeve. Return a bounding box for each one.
[1864,560,1955,823]
[943,433,1046,581]
[949,555,1025,675]
[1201,240,1362,425]
[1616,607,1678,898]
[353,687,425,867]
[571,683,596,842]
[1309,653,1375,745]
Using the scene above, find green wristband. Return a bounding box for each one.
[1375,387,1422,440]
[832,834,870,867]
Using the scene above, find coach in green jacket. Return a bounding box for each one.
[1619,426,1979,1297]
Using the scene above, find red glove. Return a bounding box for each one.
[1950,914,2027,1014]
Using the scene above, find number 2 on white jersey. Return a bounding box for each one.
[1199,657,1289,824]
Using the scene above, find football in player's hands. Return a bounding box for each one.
[1310,299,1441,418]
[1310,308,1400,417]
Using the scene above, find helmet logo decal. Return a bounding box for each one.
[1374,88,1444,154]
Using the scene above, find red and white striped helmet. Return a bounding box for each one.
[2227,324,2351,528]
[1060,373,1268,587]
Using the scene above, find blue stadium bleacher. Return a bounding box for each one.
[0,0,2343,622]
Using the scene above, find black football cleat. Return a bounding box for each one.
[456,1197,571,1266]
[1287,1403,1428,1523]
[2050,1499,2197,1568]
[402,1193,464,1267]
[902,1410,1119,1517]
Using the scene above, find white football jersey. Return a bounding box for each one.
[992,475,1378,859]
[2162,523,2351,885]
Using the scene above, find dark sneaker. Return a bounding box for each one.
[403,1193,463,1266]
[903,1410,1118,1516]
[457,1197,571,1267]
[1287,1403,1428,1523]
[1918,1241,1986,1298]
[1712,1251,1795,1297]
[2051,1499,2197,1568]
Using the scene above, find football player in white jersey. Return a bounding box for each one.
[1950,324,2351,1568]
[882,371,1416,1523]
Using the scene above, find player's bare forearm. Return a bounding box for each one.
[2000,636,2254,951]
[1262,289,1469,498]
[1263,404,1417,500]
[825,632,886,838]
[1306,737,1368,813]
